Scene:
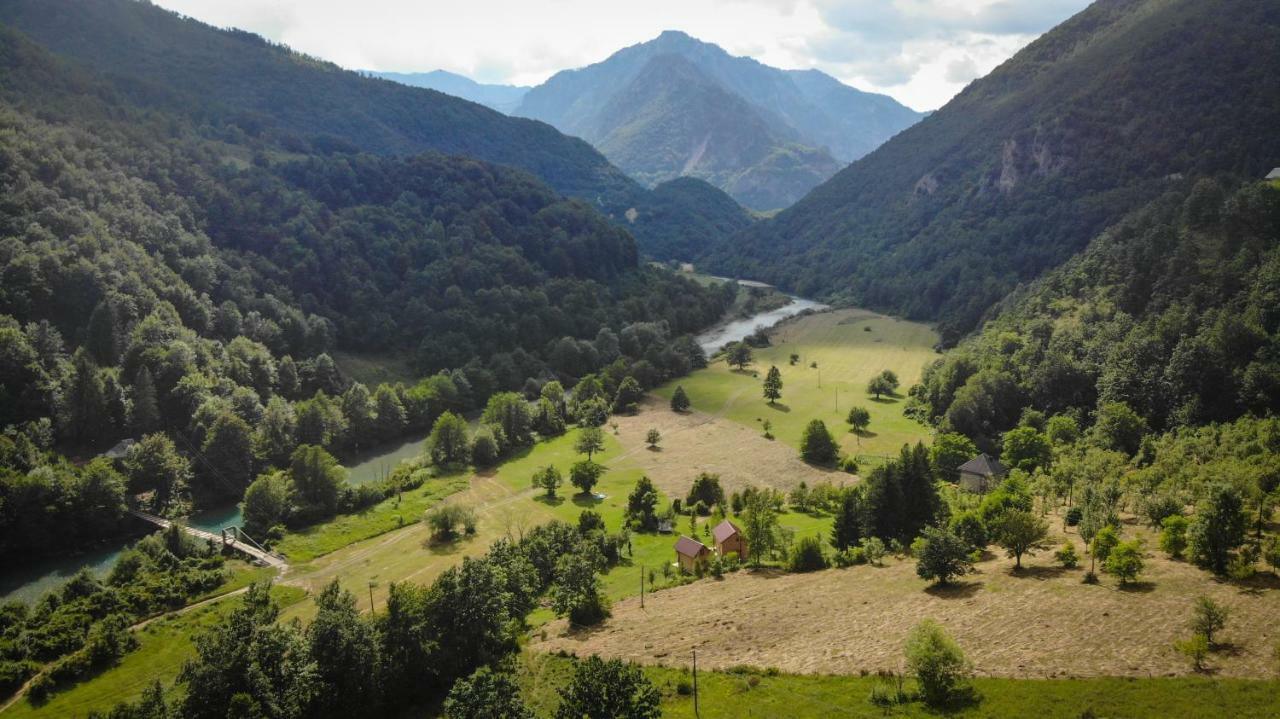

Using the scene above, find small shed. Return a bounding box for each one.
[712,519,747,560]
[956,453,1008,494]
[674,535,712,573]
[1266,167,1280,180]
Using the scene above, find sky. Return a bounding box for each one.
[150,0,1092,111]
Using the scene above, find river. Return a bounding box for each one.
[0,432,429,605]
[696,293,829,355]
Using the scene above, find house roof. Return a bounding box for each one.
[100,438,136,460]
[674,536,709,558]
[957,453,1007,477]
[712,520,740,543]
[1267,167,1280,180]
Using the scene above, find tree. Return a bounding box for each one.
[1160,515,1190,559]
[305,581,381,719]
[1090,401,1148,456]
[1000,426,1051,473]
[867,369,899,399]
[532,465,563,499]
[471,428,501,467]
[949,511,988,551]
[686,472,725,510]
[626,477,660,530]
[1045,414,1080,446]
[482,392,533,448]
[904,619,971,708]
[831,487,863,551]
[726,342,753,370]
[1189,483,1247,575]
[426,504,478,542]
[254,396,298,468]
[373,383,407,439]
[670,385,690,412]
[554,656,660,719]
[65,348,108,445]
[123,433,191,509]
[428,411,470,466]
[740,487,780,568]
[1054,542,1080,568]
[1103,540,1145,585]
[930,432,978,482]
[86,300,121,366]
[131,367,161,435]
[846,405,871,433]
[444,666,533,719]
[575,426,606,461]
[551,548,609,626]
[1189,595,1229,646]
[915,526,973,586]
[762,365,783,404]
[1089,525,1120,575]
[242,472,291,537]
[645,428,661,449]
[341,382,376,450]
[200,412,255,495]
[570,460,604,496]
[289,444,346,516]
[612,377,643,414]
[789,535,829,572]
[992,510,1050,570]
[800,419,838,465]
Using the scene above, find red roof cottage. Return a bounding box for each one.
[674,535,711,573]
[712,519,747,560]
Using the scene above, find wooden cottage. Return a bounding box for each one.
[956,453,1008,494]
[712,519,747,560]
[674,535,712,573]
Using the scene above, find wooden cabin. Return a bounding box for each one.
[712,519,747,560]
[674,535,712,573]
[956,453,1008,494]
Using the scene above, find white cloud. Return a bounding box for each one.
[152,0,1091,110]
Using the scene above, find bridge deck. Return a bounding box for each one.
[128,509,287,569]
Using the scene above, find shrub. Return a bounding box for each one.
[788,536,829,573]
[1054,542,1079,569]
[1103,540,1145,585]
[1189,596,1229,646]
[425,504,477,542]
[861,537,886,566]
[1175,634,1209,672]
[1064,506,1082,526]
[915,527,973,586]
[904,620,971,708]
[1160,515,1189,559]
[949,511,988,551]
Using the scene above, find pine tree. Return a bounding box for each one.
[670,385,691,412]
[65,349,108,445]
[86,300,120,366]
[131,367,160,434]
[763,365,783,404]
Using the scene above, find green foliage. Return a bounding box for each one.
[1091,525,1121,564]
[574,426,606,460]
[428,412,471,466]
[904,619,972,708]
[726,342,753,370]
[551,548,609,626]
[763,365,783,403]
[426,504,479,542]
[845,405,871,433]
[740,486,781,567]
[554,656,660,719]
[992,509,1050,569]
[788,535,829,573]
[830,487,863,551]
[799,419,838,465]
[444,666,533,719]
[861,444,945,544]
[1103,540,1146,585]
[930,432,978,482]
[949,511,988,551]
[1000,426,1051,473]
[1160,515,1190,559]
[1054,542,1080,569]
[570,460,604,496]
[1175,633,1210,672]
[1189,596,1230,646]
[612,377,644,414]
[471,428,502,468]
[1188,483,1247,574]
[915,526,973,586]
[686,472,725,509]
[532,465,563,499]
[242,472,291,538]
[625,476,660,531]
[670,385,691,412]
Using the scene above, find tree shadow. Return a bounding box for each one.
[1011,565,1066,580]
[850,429,879,438]
[745,566,788,580]
[766,402,791,413]
[1117,580,1157,593]
[869,395,900,404]
[924,580,982,599]
[1212,641,1245,658]
[572,493,603,508]
[646,445,663,452]
[534,494,565,507]
[1229,572,1280,594]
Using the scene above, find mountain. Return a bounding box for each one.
[700,0,1280,343]
[0,0,746,258]
[515,30,922,210]
[366,70,529,113]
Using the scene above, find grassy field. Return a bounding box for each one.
[655,308,940,467]
[535,515,1280,679]
[2,586,306,719]
[521,652,1280,719]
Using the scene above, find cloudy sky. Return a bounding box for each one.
[152,0,1091,111]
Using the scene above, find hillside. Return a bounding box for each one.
[624,176,755,261]
[366,69,529,113]
[700,0,1280,342]
[516,30,921,210]
[0,0,744,258]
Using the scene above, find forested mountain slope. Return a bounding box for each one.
[0,23,732,558]
[702,0,1280,343]
[516,30,920,210]
[367,70,529,113]
[0,0,745,257]
[910,180,1280,450]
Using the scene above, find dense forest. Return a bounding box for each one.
[910,180,1280,451]
[0,21,734,563]
[697,0,1280,343]
[0,0,749,258]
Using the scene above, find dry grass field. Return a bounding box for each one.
[535,526,1280,679]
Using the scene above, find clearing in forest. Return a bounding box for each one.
[655,308,940,466]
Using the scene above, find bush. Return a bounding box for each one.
[1175,633,1209,672]
[1189,596,1229,645]
[1054,542,1079,569]
[1160,515,1190,559]
[1103,540,1145,585]
[915,527,973,586]
[904,620,971,708]
[425,504,477,542]
[949,511,988,551]
[861,537,886,566]
[788,536,829,573]
[1064,506,1082,526]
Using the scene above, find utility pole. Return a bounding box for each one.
[835,387,839,413]
[368,579,378,614]
[693,649,699,717]
[640,565,645,609]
